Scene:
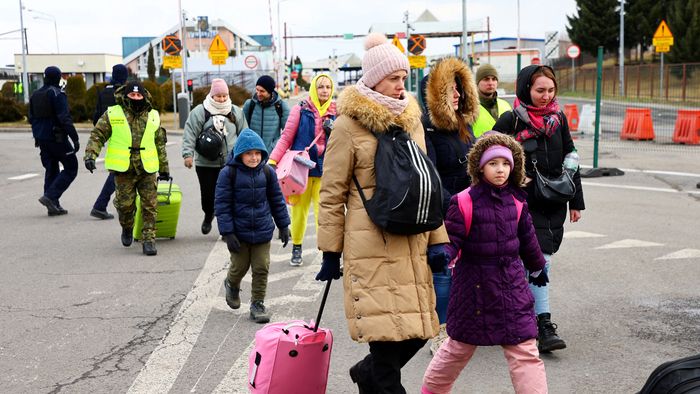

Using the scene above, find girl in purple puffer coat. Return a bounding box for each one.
[422,133,549,394]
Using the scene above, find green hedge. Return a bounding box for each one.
[65,76,89,122]
[0,97,26,122]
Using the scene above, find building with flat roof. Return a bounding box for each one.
[13,53,123,91]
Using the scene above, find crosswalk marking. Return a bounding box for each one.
[563,231,606,239]
[269,248,317,264]
[8,173,38,181]
[595,239,664,249]
[581,181,700,195]
[655,249,700,260]
[128,242,230,394]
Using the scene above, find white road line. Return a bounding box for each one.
[595,239,664,249]
[128,242,230,394]
[96,158,105,163]
[581,181,700,195]
[241,264,314,284]
[581,165,700,178]
[655,249,700,260]
[563,231,606,239]
[270,248,317,264]
[8,173,38,181]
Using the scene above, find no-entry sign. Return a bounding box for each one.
[244,55,259,69]
[567,45,581,59]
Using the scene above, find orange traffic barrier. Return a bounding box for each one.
[672,109,700,145]
[620,108,655,141]
[564,104,580,131]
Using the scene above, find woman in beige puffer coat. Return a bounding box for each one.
[316,33,449,393]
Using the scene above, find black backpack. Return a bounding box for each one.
[352,127,443,235]
[195,109,237,161]
[639,354,700,394]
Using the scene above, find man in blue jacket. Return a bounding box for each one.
[29,66,79,216]
[242,75,290,152]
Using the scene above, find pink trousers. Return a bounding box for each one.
[422,337,548,394]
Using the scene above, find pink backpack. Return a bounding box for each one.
[449,187,524,269]
[275,132,324,197]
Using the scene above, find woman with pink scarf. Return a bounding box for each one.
[493,65,585,355]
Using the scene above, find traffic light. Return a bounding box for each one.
[187,79,193,92]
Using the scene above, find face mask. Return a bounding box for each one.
[129,97,146,112]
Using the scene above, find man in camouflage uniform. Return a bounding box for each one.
[84,81,169,256]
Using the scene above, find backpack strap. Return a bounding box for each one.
[513,196,524,223]
[245,101,255,125]
[456,187,473,235]
[275,101,284,130]
[228,164,273,199]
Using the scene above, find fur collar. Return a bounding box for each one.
[468,132,526,187]
[426,57,480,132]
[337,86,422,134]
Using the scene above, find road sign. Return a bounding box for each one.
[531,57,541,65]
[391,36,405,53]
[655,45,670,53]
[408,55,426,69]
[161,35,182,55]
[244,55,259,69]
[544,31,559,60]
[208,34,228,65]
[566,45,581,59]
[652,20,674,48]
[163,55,182,69]
[395,32,406,39]
[291,70,298,79]
[343,33,354,40]
[408,35,426,55]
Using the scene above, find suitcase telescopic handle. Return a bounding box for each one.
[312,280,332,333]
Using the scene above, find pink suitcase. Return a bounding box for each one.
[248,281,333,393]
[275,131,324,198]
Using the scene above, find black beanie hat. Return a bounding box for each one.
[111,64,128,85]
[44,66,62,86]
[256,75,276,94]
[125,81,145,95]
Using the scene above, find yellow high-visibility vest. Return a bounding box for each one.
[105,105,160,173]
[472,98,512,138]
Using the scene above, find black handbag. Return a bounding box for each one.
[195,126,225,161]
[531,158,576,203]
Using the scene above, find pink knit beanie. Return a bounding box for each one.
[210,78,228,96]
[360,33,410,88]
[479,145,514,169]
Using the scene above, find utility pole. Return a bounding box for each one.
[178,0,185,93]
[619,0,625,96]
[18,0,29,103]
[461,0,468,60]
[404,11,411,91]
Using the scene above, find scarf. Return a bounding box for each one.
[513,98,561,142]
[203,93,232,116]
[356,79,409,116]
[309,73,335,117]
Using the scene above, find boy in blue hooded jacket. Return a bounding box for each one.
[215,128,291,323]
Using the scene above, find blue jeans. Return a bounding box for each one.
[93,172,115,211]
[529,253,552,315]
[38,139,78,203]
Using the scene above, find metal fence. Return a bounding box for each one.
[553,61,700,163]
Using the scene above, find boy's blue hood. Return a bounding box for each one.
[228,128,269,165]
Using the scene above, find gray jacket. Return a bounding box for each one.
[182,103,247,167]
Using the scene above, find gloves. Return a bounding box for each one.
[224,234,241,253]
[84,158,96,173]
[528,269,549,287]
[158,172,170,181]
[316,252,341,281]
[278,227,290,247]
[71,139,80,154]
[427,244,451,273]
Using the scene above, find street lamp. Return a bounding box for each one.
[27,8,59,53]
[277,0,291,85]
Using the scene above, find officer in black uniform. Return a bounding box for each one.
[89,64,129,220]
[29,66,79,216]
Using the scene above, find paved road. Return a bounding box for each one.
[1,131,699,393]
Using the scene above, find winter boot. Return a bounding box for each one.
[90,208,114,220]
[142,240,157,256]
[121,228,133,247]
[201,215,213,235]
[224,279,241,309]
[349,356,375,394]
[39,195,62,216]
[290,244,303,266]
[250,300,271,324]
[537,313,567,353]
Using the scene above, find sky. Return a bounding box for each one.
[0,0,577,68]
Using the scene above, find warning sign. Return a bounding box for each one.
[391,36,405,53]
[408,35,426,55]
[652,20,673,52]
[163,55,182,69]
[208,34,229,65]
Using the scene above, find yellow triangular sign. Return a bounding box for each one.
[653,20,673,39]
[209,34,228,52]
[391,36,405,53]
